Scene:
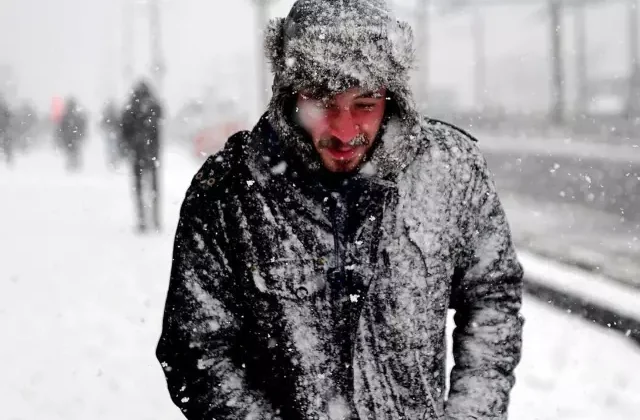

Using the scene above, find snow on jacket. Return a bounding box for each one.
[156,115,524,420]
[157,1,523,419]
[0,98,11,135]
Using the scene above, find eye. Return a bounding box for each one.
[354,102,376,111]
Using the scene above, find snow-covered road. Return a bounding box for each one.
[1,141,639,420]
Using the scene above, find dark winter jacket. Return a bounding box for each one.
[121,82,162,161]
[157,1,523,419]
[157,116,524,420]
[0,99,11,143]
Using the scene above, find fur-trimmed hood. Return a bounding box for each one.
[263,0,425,180]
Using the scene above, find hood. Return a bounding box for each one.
[129,81,156,110]
[263,0,425,180]
[133,81,151,99]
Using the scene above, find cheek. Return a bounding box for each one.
[354,107,385,136]
[297,102,329,139]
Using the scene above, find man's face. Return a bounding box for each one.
[295,87,387,173]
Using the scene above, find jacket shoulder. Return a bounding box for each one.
[423,118,480,149]
[184,130,252,204]
[419,117,486,162]
[424,118,479,143]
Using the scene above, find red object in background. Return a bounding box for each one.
[50,96,65,123]
[194,121,244,158]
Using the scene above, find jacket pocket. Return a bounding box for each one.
[252,258,327,301]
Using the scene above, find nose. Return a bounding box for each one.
[328,110,359,143]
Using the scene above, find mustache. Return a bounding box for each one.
[317,133,371,149]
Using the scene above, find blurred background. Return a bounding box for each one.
[1,1,639,419]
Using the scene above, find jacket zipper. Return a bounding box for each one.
[415,350,444,419]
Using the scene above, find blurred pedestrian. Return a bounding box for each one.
[121,81,163,233]
[0,96,13,166]
[13,102,39,153]
[57,97,87,172]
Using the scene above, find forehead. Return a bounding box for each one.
[299,86,386,101]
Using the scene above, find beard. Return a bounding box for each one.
[313,133,374,174]
[332,160,358,172]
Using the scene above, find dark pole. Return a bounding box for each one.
[549,0,565,125]
[574,3,588,117]
[472,5,487,111]
[123,0,134,95]
[627,0,639,120]
[149,0,165,97]
[254,0,271,112]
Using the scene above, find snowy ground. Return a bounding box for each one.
[500,193,640,289]
[2,138,640,420]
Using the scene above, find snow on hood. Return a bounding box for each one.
[263,0,425,180]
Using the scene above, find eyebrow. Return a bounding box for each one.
[356,91,384,99]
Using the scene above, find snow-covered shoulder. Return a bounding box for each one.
[410,117,490,180]
[183,131,253,205]
[423,118,482,158]
[396,117,497,245]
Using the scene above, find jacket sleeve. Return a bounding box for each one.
[446,153,525,420]
[154,103,163,121]
[121,108,135,143]
[156,164,279,420]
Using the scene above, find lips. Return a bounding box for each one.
[326,146,359,160]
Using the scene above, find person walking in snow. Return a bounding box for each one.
[0,96,13,166]
[121,81,163,233]
[157,1,524,419]
[57,97,87,171]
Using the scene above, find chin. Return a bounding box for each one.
[323,159,362,173]
[318,149,367,173]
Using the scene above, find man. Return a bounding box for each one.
[57,97,87,171]
[121,81,163,232]
[157,0,524,419]
[0,96,12,165]
[13,102,39,154]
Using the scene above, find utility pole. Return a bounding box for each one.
[574,3,588,117]
[627,0,639,120]
[123,0,134,96]
[253,0,273,112]
[149,0,165,99]
[418,0,615,124]
[549,0,565,125]
[415,0,431,109]
[471,4,487,111]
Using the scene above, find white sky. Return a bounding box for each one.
[0,0,630,118]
